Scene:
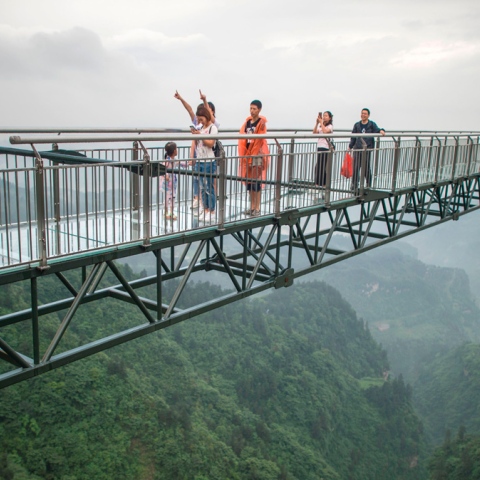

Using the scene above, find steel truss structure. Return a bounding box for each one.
[0,130,479,388]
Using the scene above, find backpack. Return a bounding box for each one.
[213,140,225,158]
[209,125,225,158]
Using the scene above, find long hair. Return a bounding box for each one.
[323,111,333,126]
[195,106,212,123]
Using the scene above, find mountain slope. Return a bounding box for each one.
[0,275,426,479]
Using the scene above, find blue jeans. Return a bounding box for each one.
[197,161,216,211]
[193,163,199,197]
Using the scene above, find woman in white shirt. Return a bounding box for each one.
[191,106,217,223]
[313,111,333,195]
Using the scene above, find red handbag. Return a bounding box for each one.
[341,152,353,178]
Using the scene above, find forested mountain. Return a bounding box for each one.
[402,211,480,303]
[0,272,426,479]
[428,426,480,479]
[312,245,480,382]
[413,343,480,446]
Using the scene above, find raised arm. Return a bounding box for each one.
[313,113,322,133]
[199,89,215,120]
[174,90,195,122]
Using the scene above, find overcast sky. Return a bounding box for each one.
[1,0,479,137]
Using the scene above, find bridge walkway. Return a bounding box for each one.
[0,130,478,387]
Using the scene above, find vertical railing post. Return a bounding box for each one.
[132,141,140,211]
[373,137,381,188]
[131,141,141,240]
[427,136,434,183]
[51,143,61,255]
[217,151,226,229]
[466,136,474,177]
[359,139,367,197]
[274,140,283,217]
[138,141,151,246]
[413,137,421,189]
[325,146,333,205]
[391,138,400,194]
[31,144,48,268]
[433,136,442,184]
[451,136,459,182]
[288,138,295,182]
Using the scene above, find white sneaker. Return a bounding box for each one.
[208,211,217,223]
[193,207,204,217]
[199,211,211,223]
[191,197,199,210]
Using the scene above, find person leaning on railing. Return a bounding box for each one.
[348,108,385,190]
[238,100,270,217]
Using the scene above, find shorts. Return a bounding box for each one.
[246,181,262,192]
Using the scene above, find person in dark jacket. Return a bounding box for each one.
[348,108,385,191]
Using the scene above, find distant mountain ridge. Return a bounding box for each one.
[312,244,480,382]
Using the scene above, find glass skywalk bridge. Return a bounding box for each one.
[2,131,478,269]
[0,130,479,387]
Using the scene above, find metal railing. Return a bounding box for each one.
[1,131,479,269]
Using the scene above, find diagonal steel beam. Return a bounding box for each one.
[163,239,207,320]
[0,337,32,368]
[43,262,104,362]
[106,260,156,324]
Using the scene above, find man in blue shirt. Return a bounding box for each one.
[348,108,385,191]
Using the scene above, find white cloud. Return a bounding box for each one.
[390,41,480,68]
[0,0,479,133]
[107,29,207,53]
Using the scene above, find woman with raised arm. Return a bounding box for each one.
[190,106,217,223]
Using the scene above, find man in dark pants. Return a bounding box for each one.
[348,108,385,191]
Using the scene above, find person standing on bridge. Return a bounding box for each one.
[174,90,219,214]
[162,142,187,221]
[238,100,270,216]
[190,106,217,223]
[348,108,385,191]
[313,111,334,200]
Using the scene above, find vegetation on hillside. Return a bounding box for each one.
[413,343,480,447]
[0,270,426,479]
[428,426,480,479]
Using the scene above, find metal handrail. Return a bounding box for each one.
[3,128,480,135]
[9,131,480,146]
[1,131,479,271]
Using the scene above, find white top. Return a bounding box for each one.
[316,123,333,149]
[195,124,218,161]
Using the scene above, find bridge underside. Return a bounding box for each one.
[1,176,478,388]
